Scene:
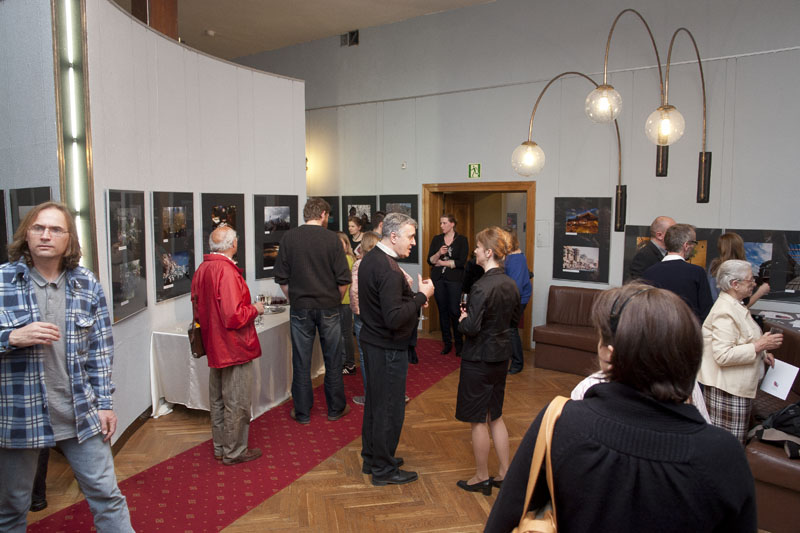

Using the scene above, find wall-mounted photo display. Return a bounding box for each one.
[553,197,611,283]
[152,192,195,302]
[623,225,721,283]
[342,195,377,233]
[107,190,148,323]
[380,194,419,264]
[728,228,800,301]
[9,186,51,234]
[201,193,246,277]
[254,195,297,279]
[0,190,8,264]
[320,196,340,231]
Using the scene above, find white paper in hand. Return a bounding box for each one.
[760,359,800,400]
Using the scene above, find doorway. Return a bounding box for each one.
[421,181,536,348]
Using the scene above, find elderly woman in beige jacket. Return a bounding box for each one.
[698,259,783,443]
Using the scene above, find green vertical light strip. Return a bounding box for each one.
[52,0,97,272]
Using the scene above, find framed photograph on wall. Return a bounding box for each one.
[380,194,419,264]
[254,194,298,279]
[9,186,51,234]
[342,195,377,233]
[728,228,800,301]
[320,196,340,231]
[0,191,7,264]
[107,190,148,323]
[201,193,246,277]
[152,191,195,302]
[553,197,611,283]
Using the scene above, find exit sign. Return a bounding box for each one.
[468,164,481,178]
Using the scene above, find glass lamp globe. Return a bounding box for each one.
[511,141,546,176]
[585,84,622,123]
[644,105,685,145]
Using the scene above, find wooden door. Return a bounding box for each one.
[443,193,475,252]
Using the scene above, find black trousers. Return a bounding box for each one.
[433,279,462,351]
[360,341,409,478]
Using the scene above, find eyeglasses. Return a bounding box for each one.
[734,278,755,285]
[29,224,67,237]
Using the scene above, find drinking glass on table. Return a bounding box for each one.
[255,295,266,325]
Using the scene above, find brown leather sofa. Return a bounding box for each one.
[532,285,603,376]
[746,319,800,533]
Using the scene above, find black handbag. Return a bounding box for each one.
[188,294,206,358]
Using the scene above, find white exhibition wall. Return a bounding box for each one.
[238,0,800,329]
[81,0,306,438]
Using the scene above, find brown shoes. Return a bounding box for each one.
[328,404,351,421]
[222,448,262,466]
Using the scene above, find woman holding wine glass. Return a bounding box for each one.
[454,227,520,495]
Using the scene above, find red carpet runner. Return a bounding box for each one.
[29,338,460,532]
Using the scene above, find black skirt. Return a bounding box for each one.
[455,359,509,423]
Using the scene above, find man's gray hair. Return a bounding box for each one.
[209,225,237,252]
[664,223,695,253]
[716,259,753,292]
[382,212,417,238]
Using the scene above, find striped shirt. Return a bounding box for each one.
[0,261,115,448]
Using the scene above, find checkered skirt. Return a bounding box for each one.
[702,384,752,444]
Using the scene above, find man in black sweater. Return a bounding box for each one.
[275,198,352,424]
[628,215,675,280]
[359,213,435,486]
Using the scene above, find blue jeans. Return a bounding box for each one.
[290,307,346,421]
[340,304,355,368]
[354,314,367,389]
[0,434,133,533]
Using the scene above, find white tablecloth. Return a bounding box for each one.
[149,309,323,419]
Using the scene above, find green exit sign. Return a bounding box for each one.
[468,164,481,178]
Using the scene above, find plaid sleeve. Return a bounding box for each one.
[84,277,115,410]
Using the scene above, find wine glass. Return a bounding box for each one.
[254,295,265,326]
[460,293,469,312]
[265,294,273,311]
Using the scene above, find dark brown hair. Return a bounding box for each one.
[476,226,512,264]
[347,215,363,229]
[709,232,745,278]
[303,197,331,222]
[441,213,457,225]
[8,201,82,270]
[591,283,702,402]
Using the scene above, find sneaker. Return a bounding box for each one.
[290,407,310,425]
[342,365,357,375]
[222,448,262,466]
[405,394,410,403]
[353,395,365,405]
[328,404,351,421]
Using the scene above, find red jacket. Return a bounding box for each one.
[191,254,261,368]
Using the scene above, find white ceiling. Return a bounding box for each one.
[113,0,495,60]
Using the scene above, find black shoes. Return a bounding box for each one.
[372,469,418,486]
[490,477,503,488]
[456,478,492,495]
[290,408,310,425]
[328,404,351,421]
[508,367,522,375]
[440,344,452,355]
[362,457,404,475]
[30,500,48,512]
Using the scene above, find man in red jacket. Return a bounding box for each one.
[191,225,264,465]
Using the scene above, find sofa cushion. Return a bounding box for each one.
[533,324,597,353]
[746,440,800,492]
[545,285,601,328]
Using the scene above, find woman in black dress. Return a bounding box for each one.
[455,227,520,495]
[427,214,469,355]
[347,216,364,257]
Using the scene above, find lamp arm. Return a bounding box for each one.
[602,8,664,103]
[525,71,622,187]
[665,27,707,157]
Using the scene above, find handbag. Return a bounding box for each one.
[512,395,569,533]
[188,294,206,358]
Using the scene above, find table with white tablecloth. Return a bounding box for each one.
[149,309,323,419]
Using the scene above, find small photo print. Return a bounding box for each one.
[114,208,142,250]
[264,206,291,233]
[211,205,237,230]
[160,251,190,285]
[636,236,651,249]
[688,240,709,268]
[562,245,599,272]
[744,242,772,277]
[263,242,280,270]
[161,206,187,240]
[118,259,142,302]
[347,204,371,227]
[565,208,599,234]
[385,202,412,217]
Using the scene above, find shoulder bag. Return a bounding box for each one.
[512,395,569,533]
[188,293,206,358]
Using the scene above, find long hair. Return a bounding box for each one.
[709,232,745,278]
[336,231,355,260]
[8,202,82,270]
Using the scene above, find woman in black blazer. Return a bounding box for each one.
[455,227,520,495]
[427,214,469,355]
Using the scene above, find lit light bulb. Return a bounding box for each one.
[644,105,685,146]
[511,141,546,176]
[585,84,622,123]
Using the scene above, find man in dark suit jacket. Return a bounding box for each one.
[642,223,713,322]
[628,216,675,280]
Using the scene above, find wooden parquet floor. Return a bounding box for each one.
[28,342,583,532]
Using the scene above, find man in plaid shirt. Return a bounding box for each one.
[0,202,133,532]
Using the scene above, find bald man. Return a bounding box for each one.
[628,216,676,280]
[191,226,264,465]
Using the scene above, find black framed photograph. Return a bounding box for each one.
[728,228,800,301]
[380,194,419,264]
[0,190,7,264]
[254,195,297,279]
[201,193,246,276]
[9,186,51,234]
[152,192,195,302]
[107,190,148,323]
[342,195,377,232]
[553,197,611,283]
[320,196,340,231]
